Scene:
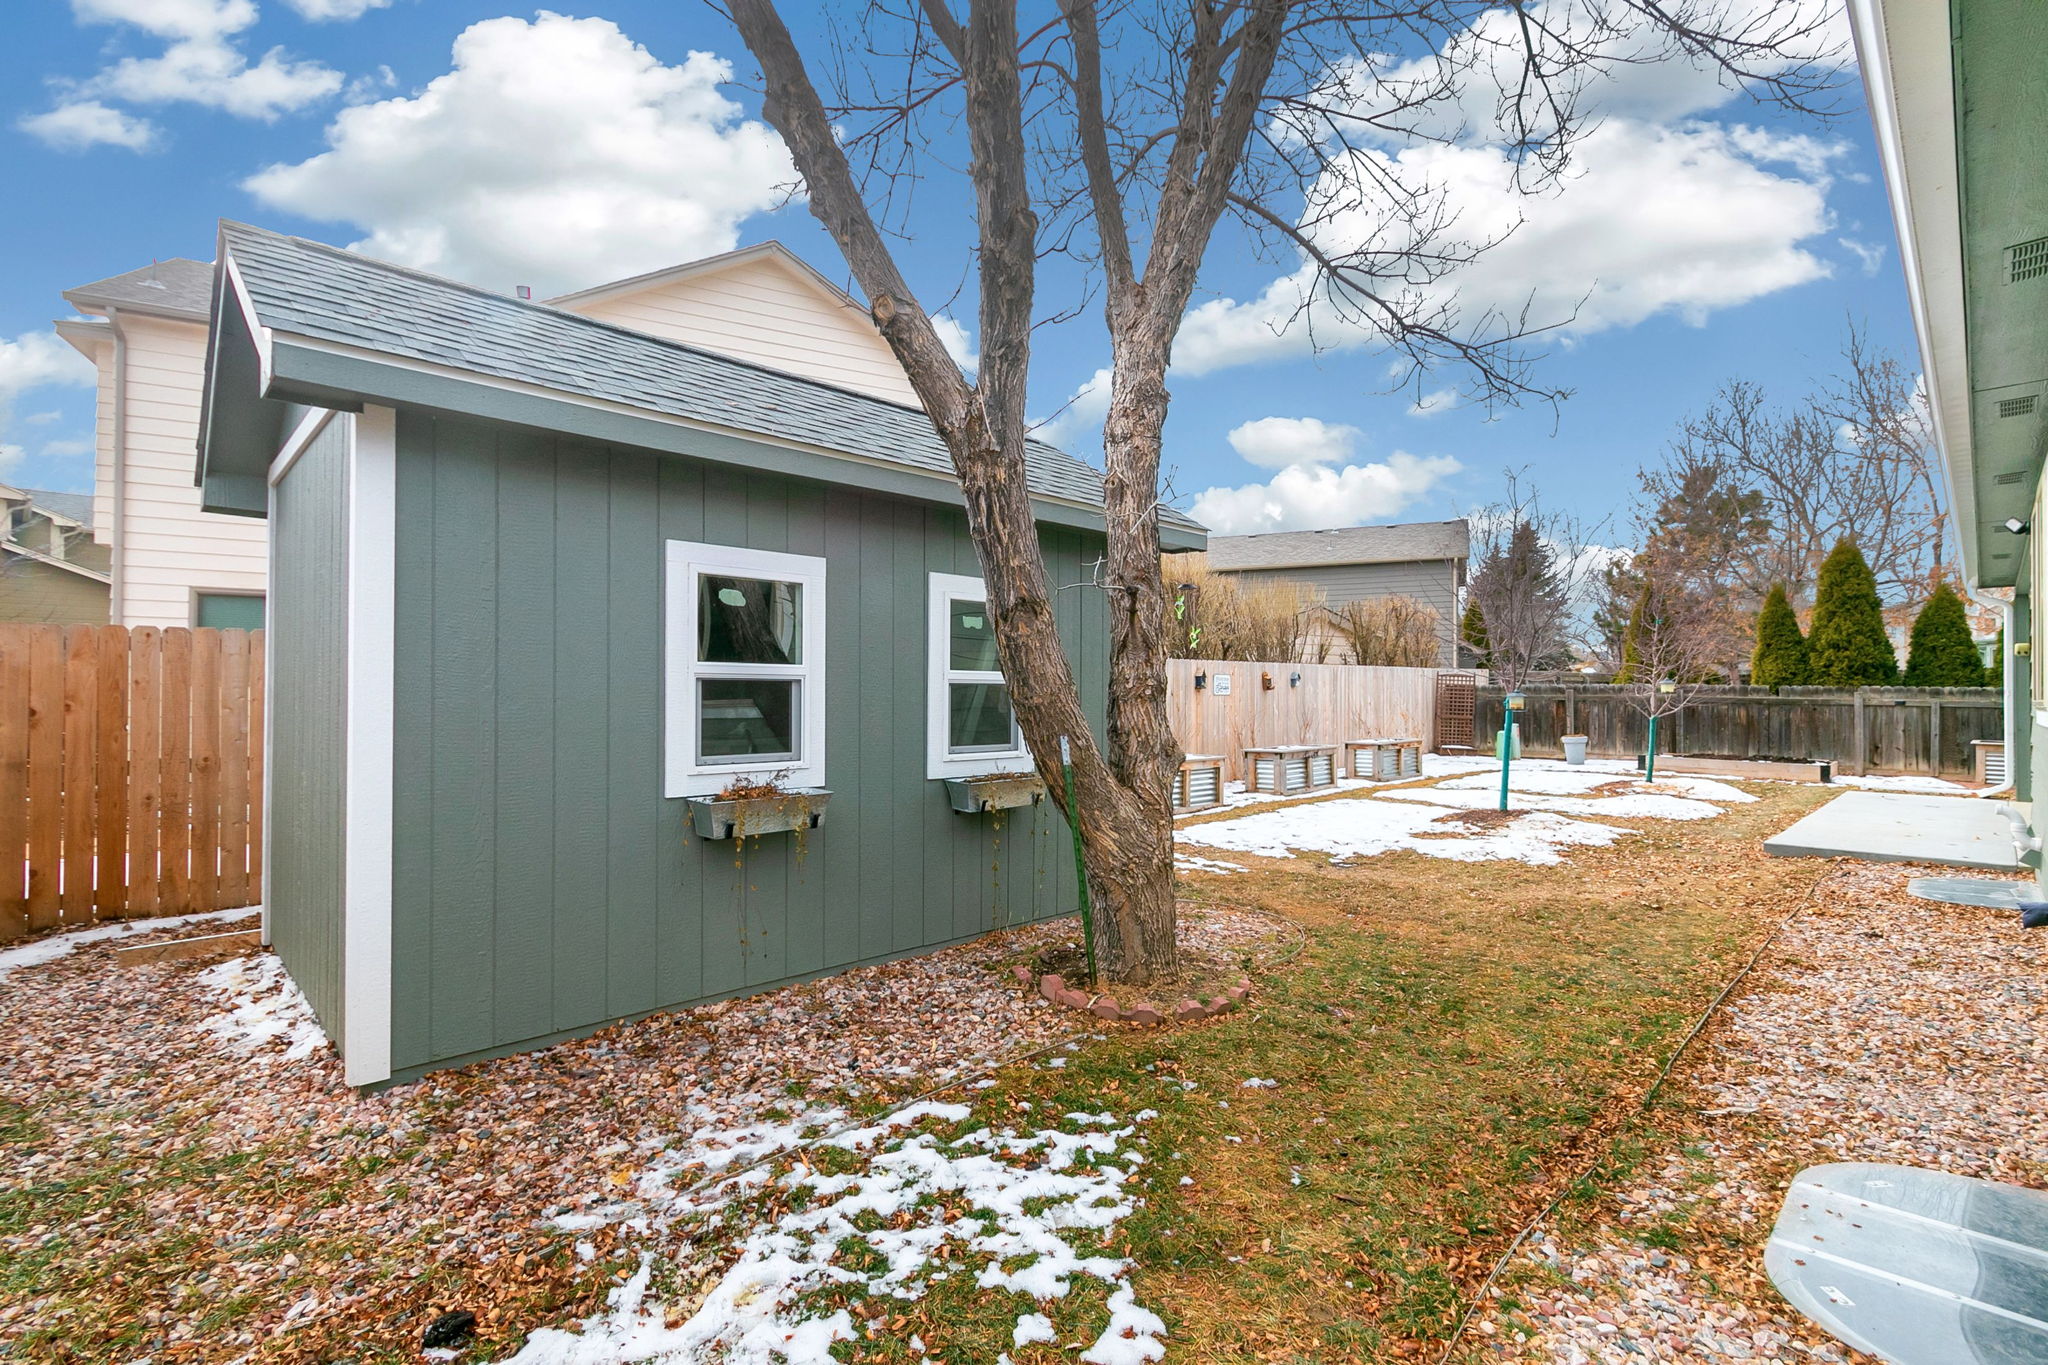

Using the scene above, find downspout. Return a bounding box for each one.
[105,307,128,626]
[1967,583,2018,782]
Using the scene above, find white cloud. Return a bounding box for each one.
[1226,416,1363,470]
[1177,118,1837,374]
[1190,452,1461,534]
[1406,388,1459,419]
[280,0,391,19]
[933,315,978,374]
[18,100,158,152]
[1838,237,1886,276]
[24,411,64,426]
[0,333,95,402]
[1034,366,1113,449]
[243,14,796,296]
[40,0,342,127]
[39,439,95,459]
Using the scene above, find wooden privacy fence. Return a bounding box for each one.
[1167,658,1443,783]
[1473,684,2001,778]
[1,624,264,941]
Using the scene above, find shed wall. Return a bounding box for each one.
[386,411,1104,1076]
[268,413,351,1038]
[0,558,110,624]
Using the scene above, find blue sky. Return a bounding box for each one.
[2,1,1916,545]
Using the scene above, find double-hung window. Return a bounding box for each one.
[927,572,1031,779]
[665,542,826,797]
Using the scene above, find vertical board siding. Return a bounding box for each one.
[0,621,264,939]
[267,415,349,1034]
[386,413,1099,1074]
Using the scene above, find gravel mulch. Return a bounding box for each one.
[0,902,1285,1359]
[1463,862,2048,1364]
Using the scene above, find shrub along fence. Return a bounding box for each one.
[1168,658,1442,783]
[1474,684,2000,778]
[0,623,264,940]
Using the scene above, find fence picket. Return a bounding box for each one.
[95,625,129,917]
[59,627,98,923]
[187,629,222,910]
[217,630,249,908]
[128,627,162,917]
[0,631,27,934]
[158,629,194,914]
[24,627,64,931]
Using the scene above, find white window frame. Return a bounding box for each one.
[665,541,827,798]
[927,571,1032,780]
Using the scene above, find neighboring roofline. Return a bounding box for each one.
[544,240,871,317]
[1,539,113,584]
[0,481,89,531]
[1846,0,1978,585]
[53,315,112,360]
[62,273,213,324]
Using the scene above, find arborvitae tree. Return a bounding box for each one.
[1990,627,2005,690]
[1612,582,1649,684]
[1902,582,1987,687]
[1749,582,1810,686]
[1460,598,1491,668]
[1806,539,1898,685]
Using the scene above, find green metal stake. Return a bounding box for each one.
[1498,719,1512,811]
[1060,736,1098,986]
[1646,712,1660,784]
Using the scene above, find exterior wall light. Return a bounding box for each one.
[1194,671,1207,690]
[2003,518,2031,534]
[1289,671,1302,688]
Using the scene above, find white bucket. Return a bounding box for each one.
[1562,734,1588,766]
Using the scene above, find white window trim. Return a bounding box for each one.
[927,571,1033,780]
[665,541,827,798]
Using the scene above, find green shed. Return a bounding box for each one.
[195,222,1204,1087]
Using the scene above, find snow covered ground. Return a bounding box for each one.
[1175,757,1760,867]
[500,1104,1166,1365]
[196,954,329,1063]
[0,906,258,981]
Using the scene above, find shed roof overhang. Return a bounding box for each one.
[197,259,1203,550]
[1850,0,2048,590]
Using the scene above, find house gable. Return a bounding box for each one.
[547,243,924,407]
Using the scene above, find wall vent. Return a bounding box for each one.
[2011,237,2048,283]
[1991,551,2016,561]
[1998,394,2039,418]
[1995,470,2030,484]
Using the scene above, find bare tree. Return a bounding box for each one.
[724,0,1843,983]
[1611,562,1731,776]
[1326,595,1442,668]
[1465,471,1609,690]
[1646,326,1947,612]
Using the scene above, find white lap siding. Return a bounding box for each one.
[94,315,268,627]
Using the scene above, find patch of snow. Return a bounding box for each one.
[195,954,327,1063]
[1177,795,1632,867]
[1014,1312,1057,1348]
[497,1105,1160,1365]
[1424,768,1755,804]
[1240,1078,1278,1089]
[0,907,258,982]
[1173,854,1246,876]
[1377,784,1729,821]
[1834,772,1977,795]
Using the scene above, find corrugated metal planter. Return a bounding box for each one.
[687,789,833,840]
[944,774,1047,814]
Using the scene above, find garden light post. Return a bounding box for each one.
[1646,679,1677,782]
[1499,690,1526,811]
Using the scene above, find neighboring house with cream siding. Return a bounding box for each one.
[58,258,268,630]
[55,241,929,629]
[545,242,922,407]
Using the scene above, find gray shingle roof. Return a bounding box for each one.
[64,258,214,321]
[218,222,1200,532]
[20,489,94,529]
[1203,519,1468,570]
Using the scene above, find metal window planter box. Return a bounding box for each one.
[944,773,1047,814]
[687,788,833,840]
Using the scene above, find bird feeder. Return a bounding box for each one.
[1498,691,1526,810]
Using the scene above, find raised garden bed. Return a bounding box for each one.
[687,788,833,840]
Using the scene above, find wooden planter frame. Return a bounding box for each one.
[1346,736,1424,782]
[1172,755,1226,812]
[1243,745,1338,795]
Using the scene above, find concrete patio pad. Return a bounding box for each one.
[1765,791,2021,871]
